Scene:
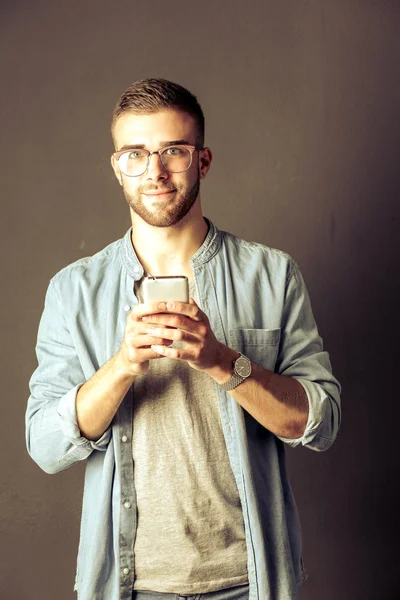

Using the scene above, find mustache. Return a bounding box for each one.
[140,184,176,194]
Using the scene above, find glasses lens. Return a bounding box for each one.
[118,149,148,176]
[160,147,191,172]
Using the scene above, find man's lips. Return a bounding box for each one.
[143,190,175,197]
[143,190,175,200]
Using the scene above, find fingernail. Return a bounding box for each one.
[166,302,174,310]
[158,302,166,309]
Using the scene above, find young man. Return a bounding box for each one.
[26,78,341,600]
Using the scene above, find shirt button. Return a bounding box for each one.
[123,567,129,575]
[124,304,131,312]
[124,501,131,509]
[121,435,128,443]
[134,266,140,273]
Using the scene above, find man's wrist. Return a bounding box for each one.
[111,351,139,383]
[204,343,241,384]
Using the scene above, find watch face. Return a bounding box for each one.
[235,356,251,378]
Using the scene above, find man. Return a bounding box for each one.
[26,78,341,600]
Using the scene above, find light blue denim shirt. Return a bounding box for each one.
[26,218,341,600]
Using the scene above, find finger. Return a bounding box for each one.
[147,327,198,343]
[134,333,174,347]
[129,301,169,321]
[127,322,176,335]
[142,313,204,335]
[150,345,196,361]
[163,300,204,322]
[127,346,169,362]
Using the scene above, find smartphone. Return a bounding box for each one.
[143,276,189,303]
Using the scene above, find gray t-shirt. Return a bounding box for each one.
[131,277,248,594]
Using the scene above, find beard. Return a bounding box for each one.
[122,172,200,228]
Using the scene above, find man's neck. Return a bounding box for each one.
[130,213,209,278]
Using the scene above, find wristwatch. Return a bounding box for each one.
[220,354,252,391]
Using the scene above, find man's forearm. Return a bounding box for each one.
[76,352,136,441]
[206,344,309,439]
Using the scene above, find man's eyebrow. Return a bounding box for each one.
[118,140,191,151]
[159,140,191,147]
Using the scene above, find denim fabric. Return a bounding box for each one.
[132,583,250,600]
[26,218,341,600]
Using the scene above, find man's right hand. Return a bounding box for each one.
[76,302,176,440]
[115,302,175,378]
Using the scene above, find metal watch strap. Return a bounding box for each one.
[221,372,246,391]
[220,354,251,391]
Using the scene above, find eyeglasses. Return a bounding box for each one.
[112,144,202,177]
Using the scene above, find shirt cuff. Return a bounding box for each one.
[276,378,337,451]
[57,384,112,451]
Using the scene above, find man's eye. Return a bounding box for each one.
[128,150,145,159]
[165,147,183,156]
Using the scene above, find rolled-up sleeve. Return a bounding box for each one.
[275,259,341,451]
[26,278,111,474]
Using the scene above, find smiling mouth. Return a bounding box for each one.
[143,190,175,198]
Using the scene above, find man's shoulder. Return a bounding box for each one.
[50,234,124,287]
[220,228,295,265]
[216,226,299,287]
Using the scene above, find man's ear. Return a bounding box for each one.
[111,155,123,187]
[199,147,212,180]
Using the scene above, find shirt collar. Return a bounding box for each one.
[120,217,222,280]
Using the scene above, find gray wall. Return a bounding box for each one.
[1,1,399,598]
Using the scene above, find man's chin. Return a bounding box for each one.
[125,177,200,228]
[128,205,189,228]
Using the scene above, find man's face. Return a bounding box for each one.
[111,109,211,228]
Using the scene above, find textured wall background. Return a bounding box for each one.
[1,1,399,598]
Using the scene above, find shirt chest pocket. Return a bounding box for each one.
[228,328,281,372]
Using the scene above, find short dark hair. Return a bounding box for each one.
[111,78,205,146]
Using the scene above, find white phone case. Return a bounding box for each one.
[143,276,189,303]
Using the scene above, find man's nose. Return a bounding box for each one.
[146,152,168,180]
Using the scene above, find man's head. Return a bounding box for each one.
[111,78,211,228]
